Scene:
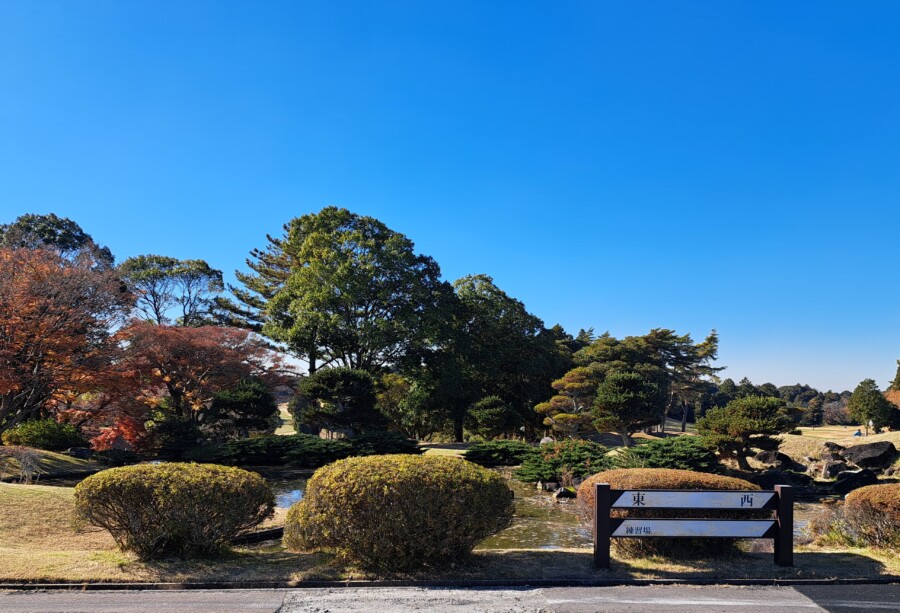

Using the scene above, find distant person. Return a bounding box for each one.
[853,429,862,437]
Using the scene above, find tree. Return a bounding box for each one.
[375,372,445,440]
[220,207,451,374]
[0,248,131,433]
[114,321,279,423]
[433,274,571,441]
[466,396,522,439]
[207,378,279,437]
[119,255,224,326]
[291,367,386,435]
[592,372,662,447]
[535,366,602,438]
[697,396,793,470]
[847,378,896,435]
[0,213,114,268]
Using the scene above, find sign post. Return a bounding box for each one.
[593,484,793,569]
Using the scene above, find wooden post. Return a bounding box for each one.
[593,482,611,569]
[774,485,794,567]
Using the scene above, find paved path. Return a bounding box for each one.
[1,584,898,613]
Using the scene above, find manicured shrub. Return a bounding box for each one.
[465,440,537,467]
[613,436,720,473]
[74,463,274,559]
[466,396,522,439]
[810,484,900,551]
[348,431,421,456]
[284,454,514,571]
[577,468,761,557]
[515,439,610,484]
[1,419,85,451]
[206,433,352,467]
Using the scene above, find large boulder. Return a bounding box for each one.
[821,461,849,479]
[754,451,794,468]
[840,441,898,469]
[746,470,813,496]
[833,469,879,496]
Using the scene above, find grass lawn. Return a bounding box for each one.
[273,404,295,436]
[779,430,900,463]
[1,482,897,583]
[0,449,100,481]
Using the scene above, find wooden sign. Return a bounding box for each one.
[593,483,794,569]
[610,519,777,538]
[611,490,776,510]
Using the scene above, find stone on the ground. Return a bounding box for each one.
[820,461,848,479]
[833,468,879,496]
[753,450,794,468]
[840,441,897,468]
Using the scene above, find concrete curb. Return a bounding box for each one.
[1,577,898,590]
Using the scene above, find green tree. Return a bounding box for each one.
[221,207,450,374]
[696,396,793,470]
[466,396,522,439]
[375,372,445,440]
[535,366,602,438]
[847,378,896,435]
[592,372,662,447]
[119,255,224,326]
[208,378,279,437]
[291,368,385,435]
[0,213,114,268]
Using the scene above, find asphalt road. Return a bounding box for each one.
[1,584,898,613]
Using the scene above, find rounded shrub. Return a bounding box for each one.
[514,439,610,484]
[465,440,537,467]
[284,454,514,571]
[613,436,720,473]
[577,468,761,558]
[1,418,85,451]
[74,463,274,559]
[831,484,900,550]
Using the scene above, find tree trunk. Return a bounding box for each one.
[619,431,634,447]
[680,400,688,433]
[735,451,751,471]
[454,418,464,443]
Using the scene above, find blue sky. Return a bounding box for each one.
[2,1,900,392]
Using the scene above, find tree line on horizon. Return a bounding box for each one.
[0,209,895,453]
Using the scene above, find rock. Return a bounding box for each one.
[820,461,848,479]
[754,451,794,468]
[885,466,896,477]
[833,469,879,496]
[65,447,92,459]
[746,470,813,491]
[840,441,898,468]
[539,437,555,445]
[552,487,576,501]
[543,482,559,492]
[823,441,845,453]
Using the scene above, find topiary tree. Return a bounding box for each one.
[592,372,662,447]
[613,435,720,473]
[284,454,514,571]
[291,367,386,436]
[577,468,761,558]
[74,463,274,559]
[466,396,522,439]
[535,366,602,439]
[696,396,794,471]
[208,378,279,437]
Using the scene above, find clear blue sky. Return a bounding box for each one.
[2,1,900,392]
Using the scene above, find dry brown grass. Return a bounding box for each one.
[778,430,900,463]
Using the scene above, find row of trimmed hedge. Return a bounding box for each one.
[74,459,900,571]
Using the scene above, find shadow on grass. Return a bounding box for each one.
[463,549,891,582]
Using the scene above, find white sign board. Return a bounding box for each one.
[612,519,776,538]
[612,490,774,509]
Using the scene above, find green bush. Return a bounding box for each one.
[1,419,85,451]
[142,417,202,459]
[348,431,421,456]
[577,468,761,558]
[515,439,610,483]
[205,434,352,467]
[208,378,278,433]
[74,463,274,559]
[465,440,537,467]
[284,454,514,571]
[465,396,522,439]
[613,436,720,473]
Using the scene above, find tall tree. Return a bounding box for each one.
[0,213,114,269]
[119,255,224,326]
[220,207,451,374]
[535,366,603,438]
[0,247,131,432]
[847,378,896,435]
